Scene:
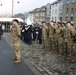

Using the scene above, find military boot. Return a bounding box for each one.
[47,49,51,52]
[12,57,17,60]
[72,59,76,63]
[42,45,45,49]
[62,55,67,60]
[14,59,21,64]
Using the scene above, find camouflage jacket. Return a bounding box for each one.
[64,27,73,42]
[49,25,56,38]
[42,25,48,38]
[55,27,64,38]
[12,25,21,45]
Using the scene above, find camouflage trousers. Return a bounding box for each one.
[42,37,47,49]
[13,43,20,60]
[49,38,56,51]
[64,41,73,56]
[58,40,63,55]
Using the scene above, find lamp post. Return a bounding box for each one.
[0,0,2,6]
[12,0,20,17]
[0,0,2,17]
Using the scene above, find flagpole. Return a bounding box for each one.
[12,0,14,17]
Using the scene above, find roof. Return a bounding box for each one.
[0,18,24,22]
[29,5,46,13]
[51,0,60,5]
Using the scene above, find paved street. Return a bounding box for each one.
[3,33,76,75]
[0,36,36,75]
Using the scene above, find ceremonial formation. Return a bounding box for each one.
[21,21,76,63]
[41,21,76,62]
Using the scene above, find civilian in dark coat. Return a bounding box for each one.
[0,24,3,40]
[38,26,42,44]
[24,25,32,45]
[21,24,27,41]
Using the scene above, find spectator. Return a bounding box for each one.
[0,24,3,40]
[38,26,42,44]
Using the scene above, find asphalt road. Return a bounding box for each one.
[0,38,35,75]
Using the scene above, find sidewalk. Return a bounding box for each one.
[3,33,76,75]
[0,37,35,75]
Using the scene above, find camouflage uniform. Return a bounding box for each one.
[42,25,48,50]
[70,27,75,53]
[55,27,64,55]
[64,27,74,57]
[12,25,21,60]
[49,25,56,52]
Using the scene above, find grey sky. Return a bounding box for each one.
[0,0,55,15]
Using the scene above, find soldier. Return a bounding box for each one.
[42,21,48,51]
[61,23,66,58]
[48,21,56,53]
[61,23,65,28]
[63,22,75,60]
[12,19,21,64]
[70,24,76,62]
[55,22,64,56]
[53,21,57,26]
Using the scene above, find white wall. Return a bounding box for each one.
[25,13,34,24]
[50,3,60,22]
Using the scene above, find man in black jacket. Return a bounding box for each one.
[22,25,32,45]
[0,24,3,40]
[38,26,42,44]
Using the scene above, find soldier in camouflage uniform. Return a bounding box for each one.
[55,22,64,56]
[63,22,75,60]
[12,19,21,64]
[70,24,75,53]
[48,21,57,53]
[42,21,48,51]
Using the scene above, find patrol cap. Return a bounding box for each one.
[71,24,74,26]
[50,21,54,23]
[66,21,71,25]
[41,21,46,24]
[54,21,56,23]
[57,22,62,25]
[62,22,65,25]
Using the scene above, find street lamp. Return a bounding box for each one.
[0,0,3,17]
[12,0,20,17]
[0,0,3,6]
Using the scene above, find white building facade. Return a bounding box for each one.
[50,0,63,22]
[25,12,34,24]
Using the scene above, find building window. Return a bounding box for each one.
[66,17,68,21]
[55,10,57,14]
[59,17,62,21]
[55,4,57,7]
[71,8,74,14]
[52,10,54,14]
[52,17,53,21]
[71,8,74,17]
[67,0,70,3]
[55,17,56,21]
[73,0,75,2]
[70,17,73,21]
[53,5,54,7]
[66,8,69,16]
[42,13,45,16]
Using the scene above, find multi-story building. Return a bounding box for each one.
[62,0,76,22]
[27,6,46,24]
[34,6,46,24]
[50,0,63,22]
[45,3,51,23]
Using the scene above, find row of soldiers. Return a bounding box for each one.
[42,21,76,62]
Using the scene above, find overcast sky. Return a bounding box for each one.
[0,0,55,15]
